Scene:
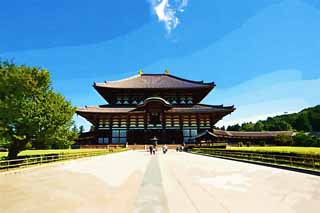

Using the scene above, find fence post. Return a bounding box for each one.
[312,158,315,169]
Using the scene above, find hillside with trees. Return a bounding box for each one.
[226,105,320,132]
[224,105,320,147]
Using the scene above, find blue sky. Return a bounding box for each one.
[1,0,319,129]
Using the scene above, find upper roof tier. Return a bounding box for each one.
[93,73,215,104]
[94,73,215,89]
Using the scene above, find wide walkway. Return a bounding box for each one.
[0,150,319,213]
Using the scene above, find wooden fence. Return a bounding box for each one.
[0,149,127,171]
[191,148,320,171]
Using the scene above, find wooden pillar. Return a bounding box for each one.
[110,115,113,144]
[196,114,200,131]
[179,114,183,130]
[144,110,148,130]
[162,111,165,130]
[210,114,215,129]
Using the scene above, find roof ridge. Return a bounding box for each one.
[164,73,215,85]
[104,74,140,84]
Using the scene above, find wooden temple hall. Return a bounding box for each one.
[76,71,235,145]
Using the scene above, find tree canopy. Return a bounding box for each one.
[0,61,77,159]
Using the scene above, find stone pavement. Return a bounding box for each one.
[0,150,319,213]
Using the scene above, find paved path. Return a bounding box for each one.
[1,150,320,213]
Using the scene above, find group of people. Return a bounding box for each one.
[176,144,185,152]
[148,144,168,155]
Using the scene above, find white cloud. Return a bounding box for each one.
[149,0,188,33]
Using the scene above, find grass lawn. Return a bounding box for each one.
[0,149,109,160]
[227,146,320,155]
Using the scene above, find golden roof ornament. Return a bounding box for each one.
[164,69,170,75]
[138,69,144,75]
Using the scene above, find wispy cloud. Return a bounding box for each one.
[148,0,188,33]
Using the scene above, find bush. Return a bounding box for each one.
[0,138,10,149]
[0,147,8,152]
[257,140,266,146]
[274,135,293,146]
[293,133,320,147]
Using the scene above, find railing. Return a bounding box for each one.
[0,149,127,171]
[191,149,320,171]
[79,144,126,149]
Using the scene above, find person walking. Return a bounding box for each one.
[152,144,156,155]
[162,144,168,154]
[149,145,153,155]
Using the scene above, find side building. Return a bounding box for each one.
[76,72,235,145]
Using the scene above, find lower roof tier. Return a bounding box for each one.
[77,103,235,126]
[77,103,234,114]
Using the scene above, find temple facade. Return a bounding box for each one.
[76,71,235,145]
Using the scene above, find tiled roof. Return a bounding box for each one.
[76,104,234,114]
[77,106,135,113]
[194,130,218,139]
[212,129,295,138]
[167,104,234,113]
[94,74,215,89]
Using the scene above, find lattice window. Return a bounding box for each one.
[112,117,119,127]
[98,137,109,144]
[190,115,197,127]
[183,115,190,127]
[173,116,180,127]
[165,115,172,127]
[137,115,144,127]
[129,116,137,127]
[112,129,127,144]
[120,117,127,127]
[183,129,197,143]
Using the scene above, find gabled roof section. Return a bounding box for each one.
[94,73,215,89]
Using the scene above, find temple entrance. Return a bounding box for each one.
[127,129,183,144]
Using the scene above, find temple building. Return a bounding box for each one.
[76,71,235,145]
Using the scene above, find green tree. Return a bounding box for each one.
[308,106,320,131]
[292,133,317,147]
[254,121,264,131]
[293,114,312,132]
[227,124,241,131]
[0,61,76,159]
[240,122,255,131]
